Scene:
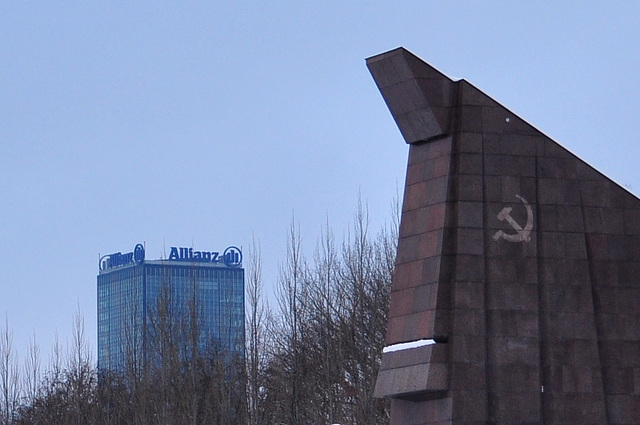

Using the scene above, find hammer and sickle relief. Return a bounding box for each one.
[492,195,533,243]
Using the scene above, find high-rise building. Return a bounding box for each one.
[97,243,244,372]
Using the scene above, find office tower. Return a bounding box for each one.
[97,243,244,372]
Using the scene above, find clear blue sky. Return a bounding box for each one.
[1,2,639,363]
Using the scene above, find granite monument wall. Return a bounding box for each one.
[368,47,640,425]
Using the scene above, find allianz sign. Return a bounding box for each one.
[100,244,242,271]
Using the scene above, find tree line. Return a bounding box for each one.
[1,201,396,424]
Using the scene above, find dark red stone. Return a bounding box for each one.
[367,47,640,424]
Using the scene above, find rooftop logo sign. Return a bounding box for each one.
[99,244,145,271]
[168,246,242,267]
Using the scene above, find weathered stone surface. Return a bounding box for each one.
[368,47,640,424]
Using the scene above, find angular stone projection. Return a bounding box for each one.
[368,47,640,425]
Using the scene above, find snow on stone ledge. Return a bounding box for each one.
[382,339,436,353]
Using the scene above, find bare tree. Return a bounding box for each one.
[274,217,308,425]
[0,317,20,425]
[22,332,40,410]
[246,235,273,425]
[65,308,96,424]
[259,199,395,425]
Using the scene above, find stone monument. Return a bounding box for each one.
[368,47,640,425]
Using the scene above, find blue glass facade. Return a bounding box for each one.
[97,255,244,372]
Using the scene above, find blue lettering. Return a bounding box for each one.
[100,244,241,271]
[99,243,146,271]
[164,247,237,265]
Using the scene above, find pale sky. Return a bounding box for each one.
[1,2,639,362]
